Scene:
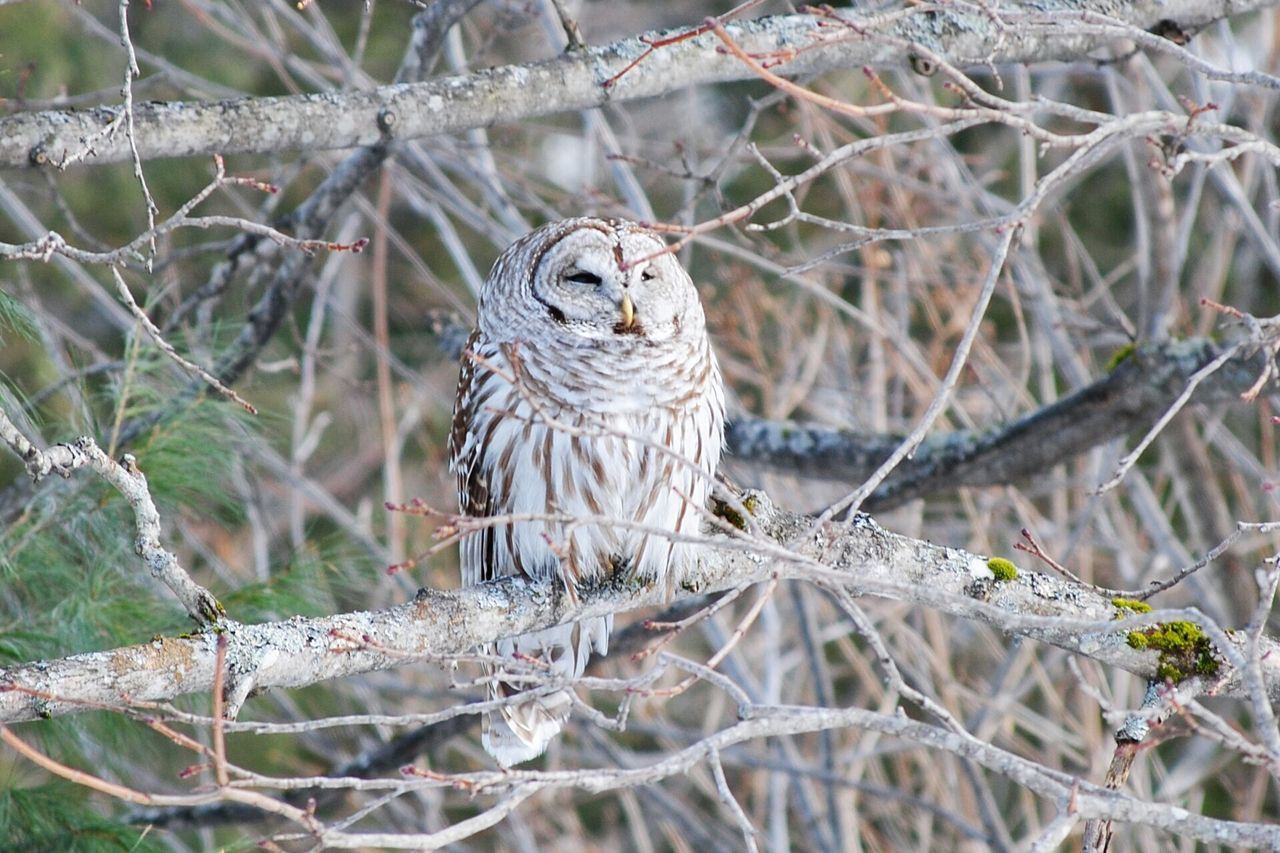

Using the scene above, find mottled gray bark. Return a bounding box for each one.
[2,0,1275,170]
[1,490,1274,724]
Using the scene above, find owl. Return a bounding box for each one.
[449,217,725,767]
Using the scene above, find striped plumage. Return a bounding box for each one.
[449,218,725,767]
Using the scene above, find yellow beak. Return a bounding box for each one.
[620,292,635,329]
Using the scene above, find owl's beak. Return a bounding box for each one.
[619,292,636,329]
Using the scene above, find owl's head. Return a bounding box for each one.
[479,218,705,346]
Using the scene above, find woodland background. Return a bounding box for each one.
[2,0,1280,850]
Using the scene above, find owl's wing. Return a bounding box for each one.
[449,330,500,585]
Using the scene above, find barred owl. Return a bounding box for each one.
[449,217,725,767]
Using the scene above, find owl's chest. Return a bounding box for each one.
[466,339,705,517]
[538,404,670,480]
[486,400,682,510]
[509,339,697,413]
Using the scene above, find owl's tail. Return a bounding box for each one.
[482,614,612,768]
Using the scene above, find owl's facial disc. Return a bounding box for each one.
[508,220,699,346]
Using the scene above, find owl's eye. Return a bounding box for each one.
[565,270,602,286]
[641,269,655,282]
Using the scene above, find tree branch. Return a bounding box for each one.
[2,490,1275,725]
[727,338,1278,508]
[3,0,1275,170]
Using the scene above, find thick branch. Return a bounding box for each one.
[2,0,1273,170]
[1,491,1275,724]
[728,338,1277,508]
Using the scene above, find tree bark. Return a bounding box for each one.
[2,490,1274,724]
